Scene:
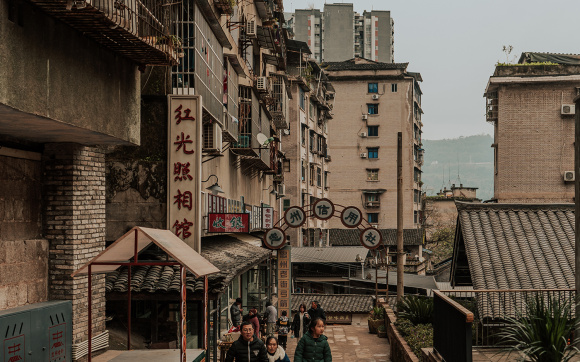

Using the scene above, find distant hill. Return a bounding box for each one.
[422,134,494,201]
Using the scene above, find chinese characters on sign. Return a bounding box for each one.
[360,227,383,250]
[208,213,250,233]
[264,228,285,249]
[277,246,291,317]
[284,206,306,228]
[312,199,335,220]
[340,206,363,228]
[49,324,67,362]
[325,313,352,324]
[4,335,25,362]
[168,96,202,250]
[262,207,274,229]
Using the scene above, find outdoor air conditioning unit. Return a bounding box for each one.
[360,153,367,158]
[362,114,368,120]
[561,104,576,116]
[564,171,575,182]
[372,94,380,100]
[360,132,367,138]
[278,184,286,196]
[256,76,269,92]
[246,20,257,37]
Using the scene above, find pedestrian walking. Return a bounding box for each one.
[231,297,243,328]
[225,321,268,362]
[294,318,332,362]
[276,310,290,349]
[291,304,311,339]
[265,336,291,362]
[264,301,277,337]
[308,300,326,321]
[248,308,261,339]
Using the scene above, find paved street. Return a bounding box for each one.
[285,324,391,362]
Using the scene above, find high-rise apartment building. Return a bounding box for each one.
[325,58,423,230]
[287,3,394,63]
[485,52,579,203]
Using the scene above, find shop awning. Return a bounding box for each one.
[72,226,219,277]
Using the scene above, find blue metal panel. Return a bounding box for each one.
[1,310,30,362]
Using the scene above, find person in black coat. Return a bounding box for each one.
[225,321,268,362]
[307,301,326,321]
[291,303,311,339]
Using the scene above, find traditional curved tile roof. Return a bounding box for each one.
[291,293,374,314]
[106,235,272,295]
[329,228,423,247]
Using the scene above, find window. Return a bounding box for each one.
[414,167,421,183]
[283,199,291,211]
[368,213,379,223]
[301,161,306,182]
[309,101,315,119]
[367,126,379,137]
[301,125,306,145]
[368,83,378,93]
[366,193,378,202]
[324,171,329,188]
[367,104,378,115]
[414,211,418,224]
[368,147,379,159]
[391,83,398,92]
[367,169,379,181]
[310,165,315,186]
[299,88,305,109]
[310,131,316,153]
[317,167,322,187]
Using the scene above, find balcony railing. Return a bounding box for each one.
[29,0,179,65]
[438,289,576,348]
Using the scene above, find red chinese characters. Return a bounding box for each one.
[174,162,193,181]
[174,132,195,154]
[174,189,193,210]
[174,104,196,124]
[173,219,193,238]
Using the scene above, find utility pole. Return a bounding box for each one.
[575,95,580,346]
[397,132,404,302]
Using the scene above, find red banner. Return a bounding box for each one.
[208,213,249,233]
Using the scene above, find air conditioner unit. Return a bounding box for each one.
[362,114,368,120]
[278,184,286,196]
[246,20,257,37]
[360,153,367,158]
[256,76,269,92]
[372,94,380,100]
[562,104,575,116]
[360,132,367,138]
[564,171,575,182]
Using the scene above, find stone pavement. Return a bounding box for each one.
[285,324,391,361]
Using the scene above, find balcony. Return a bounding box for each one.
[29,0,179,65]
[269,74,288,129]
[364,201,380,208]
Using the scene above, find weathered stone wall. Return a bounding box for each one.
[43,144,106,345]
[0,154,48,309]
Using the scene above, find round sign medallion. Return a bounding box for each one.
[340,206,363,228]
[360,227,383,250]
[284,206,307,228]
[264,228,286,249]
[312,198,335,220]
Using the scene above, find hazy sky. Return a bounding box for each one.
[286,0,580,140]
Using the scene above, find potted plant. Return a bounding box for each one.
[368,306,385,334]
[377,325,387,338]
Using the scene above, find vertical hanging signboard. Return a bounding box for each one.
[277,245,291,317]
[168,95,203,252]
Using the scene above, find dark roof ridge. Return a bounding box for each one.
[455,201,574,211]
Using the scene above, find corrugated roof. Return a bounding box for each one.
[451,202,575,318]
[519,52,580,65]
[291,293,374,313]
[287,39,312,54]
[106,235,271,295]
[291,246,369,264]
[329,228,423,247]
[322,57,408,71]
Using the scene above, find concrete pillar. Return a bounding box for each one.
[43,144,106,347]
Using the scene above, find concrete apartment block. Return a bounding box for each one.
[325,58,423,230]
[44,143,106,344]
[323,3,355,62]
[486,62,580,203]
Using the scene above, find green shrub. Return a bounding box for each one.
[377,325,386,332]
[495,295,579,362]
[394,317,433,361]
[396,295,433,325]
[369,306,385,320]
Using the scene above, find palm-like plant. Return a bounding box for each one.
[495,295,579,362]
[396,295,433,325]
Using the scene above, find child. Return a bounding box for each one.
[276,310,290,350]
[294,318,332,362]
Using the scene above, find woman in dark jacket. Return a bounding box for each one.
[291,303,311,339]
[294,318,332,362]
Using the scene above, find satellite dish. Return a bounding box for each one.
[256,133,269,146]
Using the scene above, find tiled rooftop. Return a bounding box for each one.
[329,228,423,247]
[322,58,408,71]
[291,293,374,313]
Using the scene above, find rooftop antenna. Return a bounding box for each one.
[456,154,462,185]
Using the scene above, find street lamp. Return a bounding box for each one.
[263,185,278,197]
[356,254,364,278]
[202,174,224,195]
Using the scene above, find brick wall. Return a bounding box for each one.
[495,82,575,202]
[43,144,106,345]
[0,154,47,309]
